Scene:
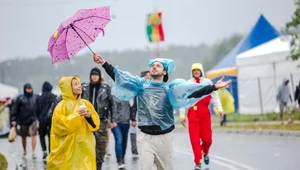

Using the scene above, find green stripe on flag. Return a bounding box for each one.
[146,14,153,42]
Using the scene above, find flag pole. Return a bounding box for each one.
[157,41,160,58]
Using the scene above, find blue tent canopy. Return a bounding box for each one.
[207,15,281,112]
[211,15,281,71]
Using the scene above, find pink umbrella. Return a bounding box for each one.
[48,6,110,64]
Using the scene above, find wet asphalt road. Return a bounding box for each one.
[1,127,299,170]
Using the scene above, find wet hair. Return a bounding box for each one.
[140,70,150,77]
[163,72,169,82]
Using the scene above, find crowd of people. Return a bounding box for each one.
[9,53,236,170]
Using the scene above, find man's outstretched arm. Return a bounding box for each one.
[93,53,144,101]
[102,62,115,81]
[93,53,115,81]
[188,85,217,98]
[188,77,232,98]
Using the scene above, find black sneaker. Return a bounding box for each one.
[96,163,102,170]
[118,161,125,169]
[42,151,48,159]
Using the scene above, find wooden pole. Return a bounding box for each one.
[156,42,160,58]
[153,7,160,58]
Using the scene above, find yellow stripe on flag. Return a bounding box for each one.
[150,13,160,42]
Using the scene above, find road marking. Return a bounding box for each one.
[174,149,239,170]
[210,154,258,170]
[174,147,258,170]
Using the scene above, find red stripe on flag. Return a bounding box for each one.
[158,12,165,41]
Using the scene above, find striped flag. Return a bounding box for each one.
[146,12,165,42]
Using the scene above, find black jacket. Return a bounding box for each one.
[102,62,218,135]
[82,83,116,122]
[11,83,39,126]
[114,96,135,124]
[37,82,57,122]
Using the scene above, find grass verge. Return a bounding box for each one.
[214,124,300,131]
[212,112,300,123]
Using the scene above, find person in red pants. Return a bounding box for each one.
[181,63,223,170]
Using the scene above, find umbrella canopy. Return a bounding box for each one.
[48,6,111,64]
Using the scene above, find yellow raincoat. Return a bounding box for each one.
[213,88,235,114]
[47,77,100,170]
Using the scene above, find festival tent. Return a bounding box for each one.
[237,36,299,114]
[206,15,281,111]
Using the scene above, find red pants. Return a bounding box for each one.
[187,97,212,165]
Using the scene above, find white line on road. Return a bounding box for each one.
[210,154,258,170]
[174,147,258,170]
[174,149,240,170]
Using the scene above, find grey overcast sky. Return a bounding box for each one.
[0,0,295,61]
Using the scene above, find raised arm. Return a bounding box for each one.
[93,53,144,101]
[168,77,231,110]
[102,62,115,81]
[187,85,218,98]
[93,53,115,80]
[188,77,231,98]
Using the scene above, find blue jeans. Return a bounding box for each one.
[111,123,130,162]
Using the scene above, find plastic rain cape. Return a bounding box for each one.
[111,68,209,130]
[47,77,100,170]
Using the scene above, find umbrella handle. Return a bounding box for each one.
[70,24,95,54]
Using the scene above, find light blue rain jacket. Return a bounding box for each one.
[111,67,210,131]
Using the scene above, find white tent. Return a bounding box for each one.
[0,83,19,100]
[237,37,300,114]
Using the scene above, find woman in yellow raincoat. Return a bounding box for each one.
[47,76,100,170]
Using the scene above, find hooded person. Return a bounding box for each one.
[37,81,57,159]
[277,78,293,124]
[81,67,117,170]
[11,83,39,158]
[47,76,100,170]
[180,63,223,169]
[92,53,232,170]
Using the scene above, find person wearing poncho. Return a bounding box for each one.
[92,53,231,170]
[47,76,100,170]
